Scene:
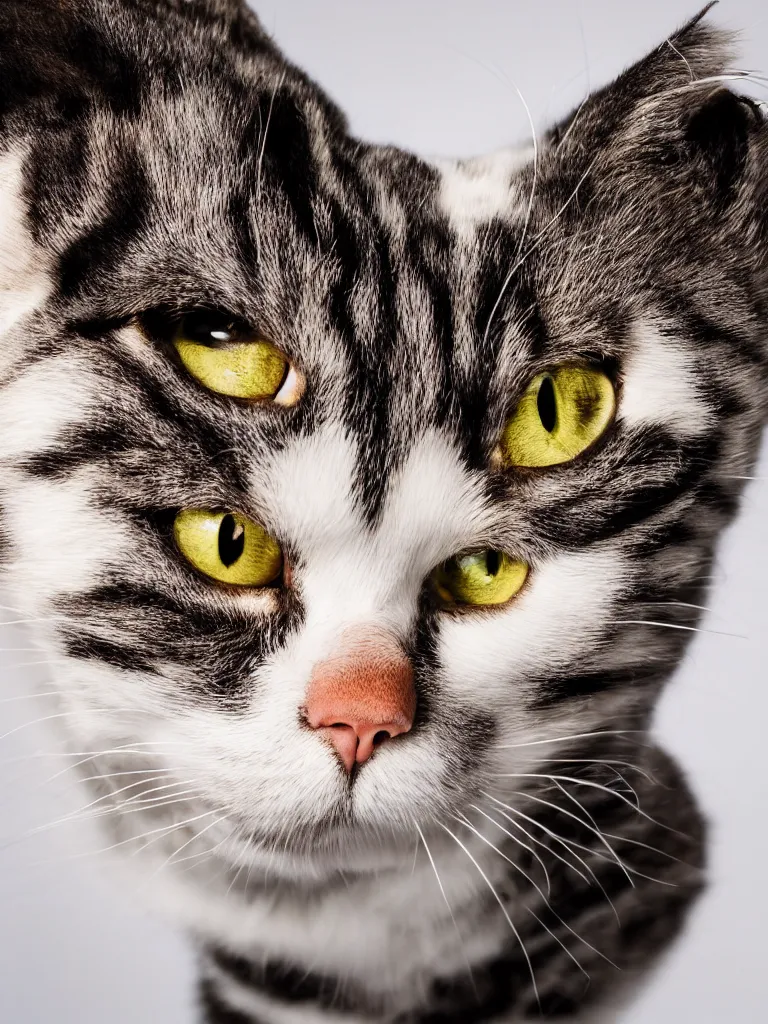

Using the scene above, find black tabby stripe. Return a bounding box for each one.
[21,423,138,480]
[57,148,149,301]
[61,632,153,674]
[530,430,723,549]
[56,581,298,700]
[200,978,265,1024]
[210,947,365,1014]
[532,666,662,707]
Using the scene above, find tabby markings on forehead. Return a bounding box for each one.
[435,146,533,233]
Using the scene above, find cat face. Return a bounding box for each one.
[0,0,766,880]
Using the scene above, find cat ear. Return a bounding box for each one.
[549,5,734,152]
[547,4,766,212]
[159,0,277,50]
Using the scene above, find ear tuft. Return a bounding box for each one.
[150,0,276,51]
[665,2,733,79]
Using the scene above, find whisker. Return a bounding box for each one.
[610,619,747,640]
[497,729,644,750]
[526,904,618,972]
[454,810,549,907]
[469,803,552,897]
[516,785,633,892]
[439,820,540,1011]
[27,808,226,866]
[0,708,156,743]
[524,906,589,980]
[0,690,63,704]
[646,601,712,613]
[482,69,539,350]
[45,775,195,825]
[2,791,204,851]
[482,792,601,893]
[541,759,653,790]
[170,829,236,869]
[494,773,686,835]
[413,821,476,995]
[489,158,597,309]
[131,807,231,859]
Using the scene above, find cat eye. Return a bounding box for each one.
[499,365,615,468]
[172,311,302,404]
[173,509,283,587]
[432,550,529,608]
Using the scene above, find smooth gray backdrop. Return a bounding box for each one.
[1,2,767,1021]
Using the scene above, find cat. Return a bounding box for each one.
[1,1,766,1021]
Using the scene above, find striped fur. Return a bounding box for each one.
[1,2,766,1020]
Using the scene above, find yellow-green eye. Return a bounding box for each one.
[174,510,283,587]
[173,313,296,401]
[500,365,615,468]
[433,551,529,608]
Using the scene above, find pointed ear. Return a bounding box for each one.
[547,5,765,212]
[549,5,736,153]
[129,0,277,54]
[161,0,275,46]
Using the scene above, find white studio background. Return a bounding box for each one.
[1,1,767,1021]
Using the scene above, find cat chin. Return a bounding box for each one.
[220,816,417,879]
[229,838,412,886]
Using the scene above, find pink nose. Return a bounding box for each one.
[304,627,416,773]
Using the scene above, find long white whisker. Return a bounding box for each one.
[515,786,633,891]
[0,708,156,743]
[481,68,539,349]
[524,905,589,980]
[493,773,681,834]
[497,729,643,750]
[3,791,204,851]
[29,808,225,866]
[469,803,552,897]
[438,821,540,1010]
[454,810,549,907]
[413,821,476,995]
[610,619,747,640]
[541,759,655,787]
[481,793,595,889]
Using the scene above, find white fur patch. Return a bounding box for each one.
[620,322,714,436]
[2,472,132,598]
[0,354,98,461]
[0,148,54,376]
[438,545,628,702]
[436,146,533,233]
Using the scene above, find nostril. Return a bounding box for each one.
[373,730,390,747]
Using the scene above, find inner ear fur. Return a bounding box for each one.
[684,89,762,209]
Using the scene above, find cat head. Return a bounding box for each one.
[0,0,766,882]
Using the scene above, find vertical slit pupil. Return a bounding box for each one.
[485,551,501,576]
[219,514,246,567]
[537,375,557,433]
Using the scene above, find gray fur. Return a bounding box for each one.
[0,1,766,1021]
